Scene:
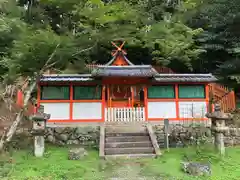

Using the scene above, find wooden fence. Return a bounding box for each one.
[105,107,145,122]
[209,83,236,113]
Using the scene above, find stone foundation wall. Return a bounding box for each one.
[9,124,240,150]
[223,128,240,146]
[153,125,240,147]
[44,126,100,147]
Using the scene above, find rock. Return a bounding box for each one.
[68,148,88,160]
[56,140,65,146]
[224,137,234,146]
[224,129,230,136]
[75,127,85,135]
[54,128,65,134]
[235,137,240,145]
[45,128,53,136]
[47,135,55,143]
[205,128,212,137]
[179,132,186,140]
[68,133,78,140]
[181,161,211,176]
[67,140,79,145]
[47,128,54,134]
[176,141,184,147]
[230,128,239,136]
[59,134,68,141]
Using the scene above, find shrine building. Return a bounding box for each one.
[37,42,217,123]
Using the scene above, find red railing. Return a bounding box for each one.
[209,83,236,112]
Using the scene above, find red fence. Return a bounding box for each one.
[209,83,236,112]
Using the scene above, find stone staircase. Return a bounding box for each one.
[99,124,161,159]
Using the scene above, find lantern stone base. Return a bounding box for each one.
[34,136,44,157]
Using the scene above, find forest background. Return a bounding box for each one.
[0,0,240,92]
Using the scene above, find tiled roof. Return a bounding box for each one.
[91,65,158,77]
[154,74,217,82]
[39,72,218,83]
[39,74,94,82]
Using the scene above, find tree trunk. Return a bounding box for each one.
[0,81,36,151]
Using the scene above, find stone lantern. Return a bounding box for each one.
[30,105,50,157]
[206,104,232,155]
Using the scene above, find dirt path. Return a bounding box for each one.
[106,160,159,180]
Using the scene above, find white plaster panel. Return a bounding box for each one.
[40,103,70,120]
[179,101,207,119]
[148,102,176,119]
[73,102,102,120]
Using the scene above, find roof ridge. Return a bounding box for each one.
[105,51,134,66]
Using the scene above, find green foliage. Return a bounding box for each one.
[1,0,204,81]
[142,21,204,68]
[187,0,240,87]
[0,0,239,89]
[0,146,105,179]
[2,146,240,179]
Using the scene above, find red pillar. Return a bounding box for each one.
[17,90,24,107]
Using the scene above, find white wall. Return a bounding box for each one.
[40,103,70,120]
[73,102,102,120]
[179,101,207,119]
[148,102,176,119]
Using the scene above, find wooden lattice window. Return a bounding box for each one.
[148,85,175,98]
[178,85,205,98]
[41,86,70,100]
[73,86,102,100]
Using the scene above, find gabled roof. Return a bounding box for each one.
[39,41,218,83]
[92,65,158,77]
[39,73,218,83]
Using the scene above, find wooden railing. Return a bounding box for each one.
[209,83,236,112]
[105,107,145,122]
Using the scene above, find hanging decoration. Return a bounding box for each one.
[112,85,130,99]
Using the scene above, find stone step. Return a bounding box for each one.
[157,138,165,142]
[105,132,148,137]
[105,136,150,143]
[105,147,155,155]
[105,127,147,134]
[105,141,153,148]
[105,123,146,127]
